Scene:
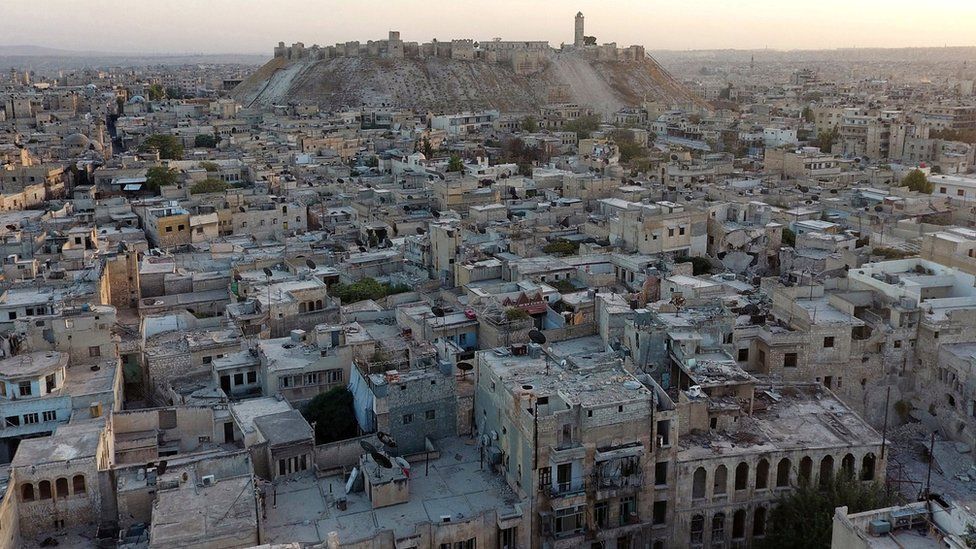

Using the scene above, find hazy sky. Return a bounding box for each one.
[2,0,975,55]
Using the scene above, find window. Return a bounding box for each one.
[233,373,244,385]
[5,416,19,427]
[165,226,173,232]
[72,475,86,495]
[21,484,34,502]
[87,345,101,357]
[959,189,966,197]
[23,413,39,424]
[692,467,707,500]
[655,461,668,486]
[783,353,797,368]
[499,526,516,549]
[304,372,321,386]
[652,500,667,525]
[619,495,637,525]
[679,226,686,236]
[327,369,343,384]
[753,507,767,537]
[402,413,413,424]
[823,336,835,348]
[709,465,728,498]
[894,340,902,349]
[425,409,436,420]
[203,356,213,364]
[39,480,52,500]
[691,514,705,546]
[247,371,257,384]
[538,467,551,490]
[738,348,749,362]
[56,478,68,498]
[712,513,726,545]
[8,312,16,320]
[594,500,609,528]
[732,510,746,539]
[668,228,675,237]
[177,224,185,231]
[42,411,56,422]
[734,462,748,490]
[861,453,876,481]
[743,459,764,492]
[820,455,834,487]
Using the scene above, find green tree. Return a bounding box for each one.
[612,129,647,164]
[330,277,407,304]
[199,161,219,172]
[145,166,177,193]
[165,87,182,99]
[147,84,165,101]
[522,116,539,133]
[675,256,713,276]
[365,155,379,168]
[802,106,814,123]
[194,134,217,148]
[505,308,530,321]
[755,475,894,549]
[140,134,184,160]
[189,178,230,194]
[420,136,434,159]
[815,127,839,153]
[447,154,464,172]
[543,239,580,255]
[782,227,796,247]
[562,115,601,139]
[900,169,933,194]
[302,387,359,444]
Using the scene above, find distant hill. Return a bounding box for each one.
[233,51,705,114]
[0,45,266,68]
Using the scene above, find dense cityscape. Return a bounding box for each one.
[1,5,976,549]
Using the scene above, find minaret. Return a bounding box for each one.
[574,12,585,47]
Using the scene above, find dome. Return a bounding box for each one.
[128,95,146,104]
[63,133,90,147]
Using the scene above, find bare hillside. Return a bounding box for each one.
[233,51,703,113]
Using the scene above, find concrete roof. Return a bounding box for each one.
[253,410,313,447]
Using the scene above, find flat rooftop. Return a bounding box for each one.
[677,384,883,461]
[261,437,521,546]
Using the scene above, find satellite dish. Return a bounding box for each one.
[233,273,243,282]
[358,246,367,252]
[262,267,273,278]
[431,210,441,218]
[415,227,425,235]
[431,306,445,318]
[360,439,378,454]
[239,206,246,213]
[5,224,16,231]
[457,361,473,372]
[370,450,393,469]
[528,329,547,345]
[377,431,397,448]
[305,258,317,270]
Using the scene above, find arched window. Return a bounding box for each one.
[299,302,307,314]
[753,507,767,537]
[861,453,876,481]
[712,512,726,544]
[713,464,728,495]
[21,483,34,501]
[691,514,705,545]
[56,478,69,498]
[819,455,834,488]
[732,509,746,539]
[693,467,707,500]
[39,480,52,500]
[776,458,791,487]
[756,458,769,489]
[72,475,86,494]
[799,456,813,485]
[842,453,856,479]
[315,299,323,310]
[734,462,749,490]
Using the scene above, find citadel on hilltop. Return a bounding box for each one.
[273,12,646,75]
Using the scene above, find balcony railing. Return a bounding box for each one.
[548,479,586,497]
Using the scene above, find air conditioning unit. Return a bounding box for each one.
[201,475,216,487]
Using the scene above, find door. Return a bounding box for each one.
[223,422,235,443]
[220,375,231,393]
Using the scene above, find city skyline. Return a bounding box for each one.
[2,0,976,55]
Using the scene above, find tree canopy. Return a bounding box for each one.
[189,178,230,194]
[900,169,933,194]
[755,475,894,549]
[194,134,218,148]
[140,134,184,160]
[302,387,359,444]
[330,277,410,304]
[145,166,177,193]
[563,115,601,139]
[447,154,464,172]
[521,116,539,133]
[147,84,165,101]
[815,127,839,153]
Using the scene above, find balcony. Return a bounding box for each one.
[548,478,586,498]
